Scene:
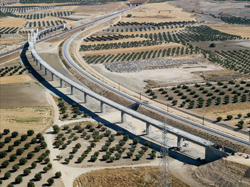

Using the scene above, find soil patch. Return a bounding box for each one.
[73,166,190,187]
[0,52,20,64]
[0,17,25,28]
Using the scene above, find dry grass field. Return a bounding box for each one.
[121,3,196,23]
[0,17,26,28]
[206,23,250,39]
[0,52,20,64]
[73,166,190,187]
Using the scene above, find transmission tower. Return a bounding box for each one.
[157,117,172,187]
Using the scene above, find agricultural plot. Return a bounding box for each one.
[220,16,250,25]
[53,122,156,167]
[146,80,250,128]
[18,11,73,19]
[83,45,200,64]
[25,19,65,28]
[55,97,88,120]
[0,129,63,187]
[0,27,19,34]
[0,65,27,77]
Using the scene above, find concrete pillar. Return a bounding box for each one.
[40,64,43,70]
[71,86,75,95]
[146,122,152,136]
[36,59,39,66]
[100,101,105,113]
[52,73,55,81]
[60,79,64,88]
[177,136,183,147]
[121,111,126,123]
[84,93,89,103]
[45,68,48,75]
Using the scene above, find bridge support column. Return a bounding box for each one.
[60,79,64,88]
[71,86,75,95]
[100,101,105,113]
[51,73,55,81]
[121,111,126,123]
[146,122,152,136]
[45,68,48,75]
[36,59,39,66]
[177,136,183,147]
[84,93,89,103]
[40,64,43,70]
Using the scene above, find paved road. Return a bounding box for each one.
[63,23,250,147]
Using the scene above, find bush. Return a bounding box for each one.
[102,155,109,160]
[55,171,62,178]
[90,155,97,162]
[10,154,17,161]
[127,152,133,158]
[44,158,50,164]
[31,162,37,168]
[144,142,151,147]
[23,168,31,175]
[102,146,108,151]
[34,146,41,152]
[34,173,42,181]
[47,178,54,185]
[21,134,28,141]
[150,153,156,159]
[0,142,5,148]
[43,166,49,173]
[210,43,216,47]
[5,136,11,143]
[27,181,35,187]
[123,135,129,141]
[12,131,18,138]
[238,114,242,118]
[0,151,7,158]
[65,158,70,164]
[77,157,84,163]
[133,138,139,144]
[14,140,21,146]
[15,176,23,183]
[27,130,34,136]
[217,117,222,122]
[2,160,9,168]
[227,115,233,120]
[47,163,52,169]
[31,138,37,144]
[115,153,121,160]
[4,129,10,135]
[53,125,60,134]
[27,152,34,159]
[136,154,141,160]
[24,143,30,149]
[72,148,78,153]
[19,157,27,165]
[12,164,19,171]
[110,156,115,162]
[41,142,47,149]
[117,131,123,135]
[69,154,74,159]
[4,171,11,179]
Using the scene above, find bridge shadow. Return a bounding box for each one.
[21,43,203,166]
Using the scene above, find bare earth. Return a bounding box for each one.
[0,17,26,28]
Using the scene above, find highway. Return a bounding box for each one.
[63,21,250,147]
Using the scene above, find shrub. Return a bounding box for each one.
[10,154,17,161]
[238,124,243,129]
[136,154,141,160]
[27,181,35,187]
[52,125,60,134]
[150,153,156,159]
[90,155,97,162]
[43,166,49,173]
[27,130,34,136]
[14,140,21,146]
[62,144,67,149]
[5,136,11,143]
[217,117,222,122]
[27,152,35,159]
[47,163,52,169]
[31,138,37,144]
[65,158,70,164]
[72,148,78,153]
[91,142,96,147]
[102,155,109,160]
[117,131,123,135]
[11,131,18,138]
[31,162,37,168]
[34,173,42,181]
[69,155,74,159]
[24,143,30,149]
[0,142,5,148]
[110,156,115,162]
[2,160,9,168]
[15,176,23,183]
[34,146,41,152]
[44,158,50,164]
[19,157,27,165]
[23,168,31,175]
[12,164,19,171]
[4,171,11,179]
[238,114,242,118]
[115,153,121,160]
[77,157,84,163]
[227,115,233,120]
[133,138,139,144]
[41,142,47,149]
[102,146,108,151]
[47,178,54,185]
[4,129,10,135]
[55,171,62,178]
[127,152,133,158]
[123,135,129,141]
[21,134,28,141]
[0,151,7,158]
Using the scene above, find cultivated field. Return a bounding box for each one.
[0,17,26,28]
[0,129,63,187]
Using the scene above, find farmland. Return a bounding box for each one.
[52,122,156,167]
